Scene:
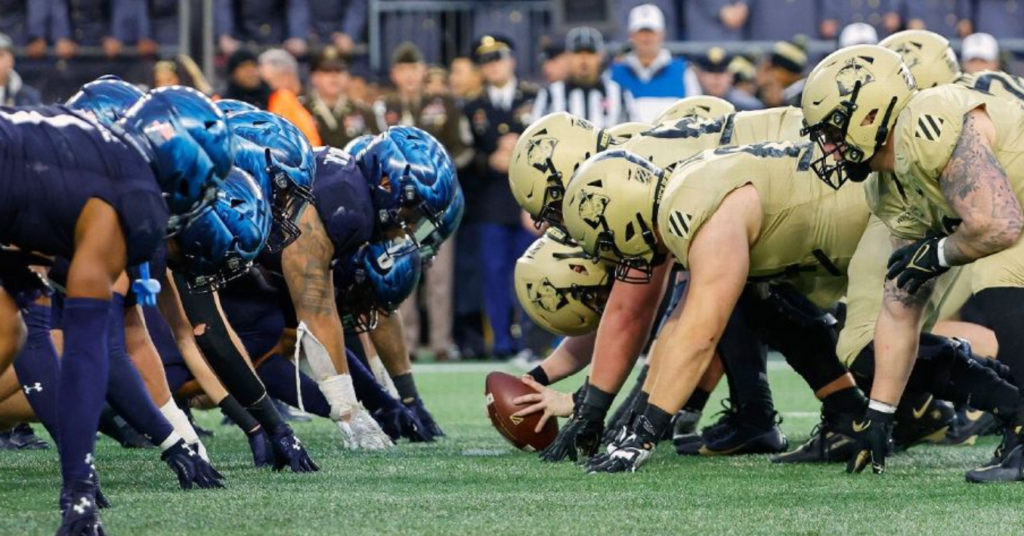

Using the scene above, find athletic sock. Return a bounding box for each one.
[218,395,260,434]
[57,297,111,485]
[255,353,333,418]
[683,388,711,414]
[13,303,61,442]
[393,373,420,404]
[822,387,868,420]
[104,293,175,446]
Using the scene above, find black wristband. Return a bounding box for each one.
[246,395,285,431]
[636,404,673,443]
[219,395,261,435]
[527,366,550,386]
[864,407,896,427]
[578,383,615,422]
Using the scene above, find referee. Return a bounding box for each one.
[531,27,636,128]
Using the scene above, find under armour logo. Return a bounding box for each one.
[84,453,94,465]
[293,442,302,451]
[72,497,92,515]
[23,382,43,394]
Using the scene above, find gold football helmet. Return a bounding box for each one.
[509,112,613,227]
[562,149,666,282]
[802,45,916,189]
[879,30,960,89]
[514,227,612,336]
[654,96,736,125]
[607,121,653,142]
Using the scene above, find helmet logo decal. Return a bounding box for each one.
[144,120,177,144]
[666,210,692,239]
[577,191,610,230]
[534,279,568,312]
[836,58,875,97]
[892,42,922,68]
[526,137,559,171]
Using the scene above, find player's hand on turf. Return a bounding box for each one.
[886,236,948,295]
[58,480,106,536]
[247,428,274,468]
[585,433,655,474]
[846,409,894,475]
[513,376,575,433]
[540,409,604,463]
[161,439,223,489]
[373,403,431,443]
[336,405,394,450]
[268,425,320,473]
[405,397,445,439]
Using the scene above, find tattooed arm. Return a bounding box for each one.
[871,236,934,405]
[281,207,348,374]
[939,108,1024,265]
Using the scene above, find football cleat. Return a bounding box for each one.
[944,405,1000,446]
[8,423,50,450]
[57,481,106,536]
[966,443,1024,483]
[892,394,954,450]
[675,399,736,456]
[771,412,858,464]
[698,412,788,456]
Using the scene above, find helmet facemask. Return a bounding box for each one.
[265,148,314,252]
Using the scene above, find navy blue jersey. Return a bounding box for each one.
[0,106,168,265]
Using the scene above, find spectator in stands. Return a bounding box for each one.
[138,0,179,50]
[972,0,1024,40]
[538,38,568,84]
[54,0,144,59]
[259,48,322,145]
[151,55,214,95]
[376,42,472,361]
[962,32,1001,74]
[728,54,758,97]
[685,0,747,42]
[223,48,271,108]
[216,0,309,57]
[449,55,483,104]
[757,40,806,107]
[821,0,899,40]
[425,65,449,97]
[462,35,538,361]
[694,47,761,111]
[746,0,818,40]
[303,46,378,149]
[1,1,48,57]
[610,4,700,123]
[904,0,970,38]
[838,22,878,48]
[0,33,39,106]
[533,27,635,128]
[308,0,367,56]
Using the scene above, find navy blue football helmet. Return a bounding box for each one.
[118,86,234,235]
[334,237,422,332]
[414,183,464,261]
[216,99,259,116]
[66,75,144,128]
[177,167,271,293]
[229,110,316,252]
[356,125,457,235]
[343,134,376,157]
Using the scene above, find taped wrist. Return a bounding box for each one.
[246,395,285,430]
[527,366,550,387]
[219,395,260,434]
[319,374,358,421]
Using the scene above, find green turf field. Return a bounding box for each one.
[2,362,1022,535]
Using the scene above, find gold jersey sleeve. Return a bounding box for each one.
[627,106,806,173]
[958,70,1024,104]
[658,141,871,287]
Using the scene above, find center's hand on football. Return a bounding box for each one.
[513,376,574,433]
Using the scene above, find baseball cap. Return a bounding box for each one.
[0,33,12,53]
[962,32,999,62]
[566,27,605,54]
[839,23,878,48]
[695,47,731,73]
[628,4,665,33]
[769,40,807,74]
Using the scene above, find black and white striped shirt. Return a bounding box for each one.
[531,75,637,128]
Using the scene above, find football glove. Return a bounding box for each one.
[373,403,431,443]
[405,397,445,439]
[846,408,895,475]
[246,428,274,468]
[268,424,320,473]
[336,405,394,450]
[585,433,655,474]
[886,236,948,295]
[540,403,605,463]
[161,439,224,489]
[57,481,106,536]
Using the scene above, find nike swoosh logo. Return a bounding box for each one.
[965,409,985,422]
[912,395,935,420]
[853,420,871,433]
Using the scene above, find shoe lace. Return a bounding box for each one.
[701,399,736,437]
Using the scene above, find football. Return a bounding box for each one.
[485,371,559,451]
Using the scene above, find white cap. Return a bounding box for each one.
[962,32,999,62]
[628,4,665,33]
[839,23,878,48]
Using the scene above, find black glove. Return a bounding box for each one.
[846,408,895,474]
[886,236,948,295]
[247,428,274,468]
[268,424,320,473]
[585,433,656,474]
[161,439,224,489]
[540,403,606,463]
[57,481,106,536]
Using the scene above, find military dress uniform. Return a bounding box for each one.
[303,48,378,150]
[460,36,538,358]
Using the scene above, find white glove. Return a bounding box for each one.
[368,355,400,399]
[335,405,394,450]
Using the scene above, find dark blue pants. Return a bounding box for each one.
[478,223,535,356]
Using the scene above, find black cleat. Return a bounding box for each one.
[771,412,858,464]
[893,394,954,451]
[674,400,736,456]
[698,412,787,456]
[967,443,1024,483]
[8,423,50,450]
[944,406,1000,446]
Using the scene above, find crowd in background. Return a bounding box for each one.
[0,0,1022,361]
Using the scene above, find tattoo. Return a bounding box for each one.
[883,237,932,309]
[939,111,1024,265]
[282,210,337,317]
